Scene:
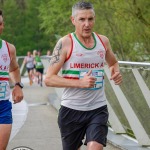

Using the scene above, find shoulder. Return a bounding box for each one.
[98,34,109,44]
[59,34,72,47]
[6,42,16,58]
[96,34,110,51]
[35,56,38,59]
[6,42,16,50]
[55,34,72,54]
[25,56,29,60]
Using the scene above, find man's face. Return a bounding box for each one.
[71,9,95,38]
[27,52,31,56]
[0,15,4,35]
[38,51,41,56]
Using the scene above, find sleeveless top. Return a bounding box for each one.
[61,32,107,111]
[25,56,34,68]
[35,56,44,69]
[0,39,11,101]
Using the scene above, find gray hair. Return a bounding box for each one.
[72,1,95,17]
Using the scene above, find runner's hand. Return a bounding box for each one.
[12,86,24,104]
[80,70,96,88]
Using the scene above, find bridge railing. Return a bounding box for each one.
[104,61,150,146]
[17,56,150,147]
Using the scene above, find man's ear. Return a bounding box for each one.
[70,16,75,25]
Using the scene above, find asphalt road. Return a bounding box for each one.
[7,81,122,150]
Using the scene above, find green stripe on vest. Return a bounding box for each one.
[62,70,79,75]
[0,72,9,76]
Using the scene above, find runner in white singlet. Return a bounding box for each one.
[23,51,34,85]
[0,9,23,150]
[45,2,122,150]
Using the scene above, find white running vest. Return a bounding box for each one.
[0,40,11,101]
[25,56,34,68]
[61,32,107,111]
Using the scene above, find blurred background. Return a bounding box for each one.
[0,0,149,61]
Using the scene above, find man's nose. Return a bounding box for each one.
[85,20,90,26]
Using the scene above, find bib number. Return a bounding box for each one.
[0,82,7,99]
[37,62,43,66]
[79,70,104,90]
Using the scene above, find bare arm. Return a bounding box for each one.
[23,57,27,64]
[9,44,21,83]
[9,43,23,103]
[44,36,96,88]
[100,35,122,85]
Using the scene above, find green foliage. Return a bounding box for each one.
[38,0,77,49]
[0,0,51,56]
[39,0,150,61]
[0,0,149,60]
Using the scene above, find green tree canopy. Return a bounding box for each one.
[39,0,150,61]
[0,0,149,60]
[0,0,51,56]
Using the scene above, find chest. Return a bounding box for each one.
[0,42,10,70]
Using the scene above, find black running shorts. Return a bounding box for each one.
[58,105,109,150]
[26,67,34,73]
[36,68,44,74]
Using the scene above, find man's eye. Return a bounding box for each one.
[79,18,84,21]
[89,18,94,21]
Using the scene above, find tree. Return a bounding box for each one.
[0,0,51,55]
[38,0,77,49]
[39,0,150,61]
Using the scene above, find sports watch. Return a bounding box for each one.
[15,82,24,89]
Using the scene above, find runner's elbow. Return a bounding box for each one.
[44,76,53,87]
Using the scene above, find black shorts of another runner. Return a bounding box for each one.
[26,67,34,73]
[58,105,109,150]
[36,68,44,74]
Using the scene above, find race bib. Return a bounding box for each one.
[0,82,7,99]
[37,62,43,66]
[79,70,104,90]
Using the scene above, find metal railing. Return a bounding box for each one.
[105,61,150,146]
[18,56,150,147]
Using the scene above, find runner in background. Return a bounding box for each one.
[32,49,38,83]
[23,51,34,85]
[0,9,24,150]
[46,50,51,56]
[34,50,44,87]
